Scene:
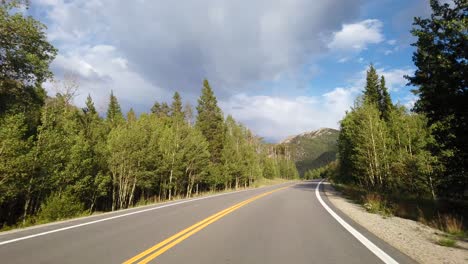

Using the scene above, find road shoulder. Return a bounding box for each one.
[323,182,468,264]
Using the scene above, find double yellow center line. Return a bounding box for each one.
[123,186,290,264]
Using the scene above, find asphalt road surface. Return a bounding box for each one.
[0,180,416,264]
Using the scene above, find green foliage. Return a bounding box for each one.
[151,102,171,118]
[362,193,393,217]
[106,91,124,127]
[196,79,225,164]
[363,64,380,105]
[0,113,32,204]
[378,76,393,121]
[0,2,57,86]
[0,2,56,133]
[337,65,440,198]
[37,193,85,222]
[436,238,456,247]
[407,0,467,198]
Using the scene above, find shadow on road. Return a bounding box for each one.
[290,180,320,192]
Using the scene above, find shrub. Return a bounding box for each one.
[37,193,85,222]
[363,193,393,216]
[437,238,456,247]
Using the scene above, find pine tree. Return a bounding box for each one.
[106,91,124,126]
[151,102,161,114]
[83,94,97,115]
[363,64,380,105]
[171,92,183,118]
[407,0,467,198]
[151,101,171,118]
[379,76,393,121]
[196,79,225,164]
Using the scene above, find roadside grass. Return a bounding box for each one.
[436,237,457,247]
[0,211,93,232]
[252,177,294,188]
[431,213,465,237]
[331,182,467,238]
[0,177,296,233]
[362,193,393,217]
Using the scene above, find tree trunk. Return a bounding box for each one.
[368,114,380,188]
[111,172,117,211]
[129,177,137,207]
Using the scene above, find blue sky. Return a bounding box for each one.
[29,0,434,141]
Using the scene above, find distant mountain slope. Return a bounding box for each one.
[279,128,339,175]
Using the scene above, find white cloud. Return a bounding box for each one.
[47,45,169,113]
[402,94,418,110]
[328,19,384,52]
[377,68,413,91]
[31,1,417,140]
[34,0,363,100]
[338,57,349,63]
[387,39,397,45]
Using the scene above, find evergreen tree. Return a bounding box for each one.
[378,76,393,121]
[407,0,467,198]
[151,102,161,114]
[106,91,124,126]
[196,79,225,164]
[171,92,183,118]
[83,94,97,115]
[363,64,380,105]
[151,101,171,118]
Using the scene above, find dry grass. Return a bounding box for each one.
[362,193,393,217]
[431,213,464,236]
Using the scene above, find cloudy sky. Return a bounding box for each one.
[29,0,432,142]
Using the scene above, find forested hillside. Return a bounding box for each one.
[0,2,298,229]
[279,128,339,175]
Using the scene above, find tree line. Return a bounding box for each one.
[0,2,298,229]
[334,0,467,200]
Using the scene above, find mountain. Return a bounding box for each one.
[279,128,339,175]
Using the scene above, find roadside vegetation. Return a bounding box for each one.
[326,0,467,241]
[0,1,298,231]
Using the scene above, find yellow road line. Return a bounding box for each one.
[122,198,252,264]
[123,186,290,264]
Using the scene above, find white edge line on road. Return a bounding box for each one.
[316,180,399,264]
[0,186,272,246]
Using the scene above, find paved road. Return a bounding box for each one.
[0,180,415,264]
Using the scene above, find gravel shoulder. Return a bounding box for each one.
[324,183,468,264]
